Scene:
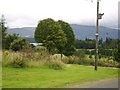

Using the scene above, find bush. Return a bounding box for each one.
[68,58,77,64]
[34,46,47,52]
[89,54,92,59]
[74,50,85,58]
[62,55,118,67]
[4,33,19,49]
[46,60,64,70]
[11,56,26,68]
[10,38,27,51]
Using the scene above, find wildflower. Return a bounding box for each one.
[4,51,9,55]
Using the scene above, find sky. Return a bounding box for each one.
[0,0,119,28]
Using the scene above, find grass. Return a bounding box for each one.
[0,66,1,89]
[2,64,118,88]
[86,54,114,62]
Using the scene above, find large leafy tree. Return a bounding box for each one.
[34,18,67,54]
[34,18,55,43]
[58,20,76,56]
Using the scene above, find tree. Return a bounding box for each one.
[58,20,76,56]
[89,54,92,59]
[34,18,55,43]
[0,15,7,49]
[34,18,67,54]
[10,38,27,51]
[4,33,19,49]
[113,43,120,63]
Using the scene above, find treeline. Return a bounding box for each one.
[75,38,95,49]
[0,15,32,51]
[75,38,118,49]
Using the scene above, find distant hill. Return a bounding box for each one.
[8,24,118,41]
[7,27,35,38]
[71,24,118,40]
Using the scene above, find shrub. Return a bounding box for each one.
[62,55,118,67]
[34,46,47,52]
[10,38,27,51]
[11,56,26,68]
[4,33,19,49]
[99,54,102,59]
[46,60,64,70]
[74,50,85,58]
[89,54,92,59]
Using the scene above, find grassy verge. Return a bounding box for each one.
[3,64,118,88]
[0,67,1,89]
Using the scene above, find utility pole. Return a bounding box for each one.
[95,0,104,70]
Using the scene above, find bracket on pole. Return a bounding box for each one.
[98,13,104,19]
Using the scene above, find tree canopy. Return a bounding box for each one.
[58,20,75,56]
[34,18,67,54]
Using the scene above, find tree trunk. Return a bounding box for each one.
[61,53,63,59]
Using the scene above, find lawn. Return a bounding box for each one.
[2,64,118,88]
[0,67,1,89]
[0,71,1,88]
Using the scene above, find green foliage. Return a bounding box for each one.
[104,38,118,49]
[63,45,76,56]
[89,54,92,59]
[45,22,67,54]
[75,39,96,49]
[74,50,85,58]
[10,38,27,51]
[75,38,118,50]
[99,54,102,59]
[113,45,120,63]
[58,20,75,56]
[34,18,55,43]
[34,18,67,54]
[46,60,64,70]
[11,56,26,68]
[0,15,7,49]
[34,46,47,51]
[62,55,118,67]
[3,65,118,88]
[4,33,19,49]
[2,49,65,69]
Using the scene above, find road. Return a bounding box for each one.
[63,78,119,88]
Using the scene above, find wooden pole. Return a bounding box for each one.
[95,1,99,71]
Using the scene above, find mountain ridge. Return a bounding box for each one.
[8,24,118,40]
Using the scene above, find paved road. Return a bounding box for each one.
[64,78,119,88]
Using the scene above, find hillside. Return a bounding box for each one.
[8,24,118,41]
[71,24,118,40]
[7,27,35,38]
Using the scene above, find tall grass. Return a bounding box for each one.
[2,45,119,69]
[62,56,119,67]
[0,51,2,65]
[2,46,64,69]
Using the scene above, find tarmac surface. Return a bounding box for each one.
[64,78,119,88]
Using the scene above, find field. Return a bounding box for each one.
[0,68,1,89]
[2,47,119,88]
[3,64,118,88]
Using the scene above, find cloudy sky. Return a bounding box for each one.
[0,0,119,28]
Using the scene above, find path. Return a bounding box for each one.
[63,78,119,88]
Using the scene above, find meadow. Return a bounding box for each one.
[2,46,119,88]
[3,65,118,88]
[0,69,1,89]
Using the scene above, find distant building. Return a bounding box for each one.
[30,43,43,46]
